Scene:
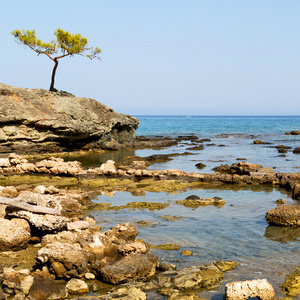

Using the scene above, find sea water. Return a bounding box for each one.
[81,116,300,299]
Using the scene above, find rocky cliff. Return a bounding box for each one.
[0,82,139,153]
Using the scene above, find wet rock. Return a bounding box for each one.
[177,196,225,207]
[213,161,264,175]
[151,244,181,250]
[225,279,275,300]
[66,278,89,295]
[266,205,300,227]
[195,163,206,169]
[292,183,300,200]
[0,218,31,251]
[253,140,264,144]
[276,199,286,205]
[181,250,193,256]
[281,270,300,297]
[2,268,34,297]
[149,260,237,292]
[100,253,158,284]
[293,147,300,154]
[27,271,68,300]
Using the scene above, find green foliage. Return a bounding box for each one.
[11,28,101,91]
[11,28,101,59]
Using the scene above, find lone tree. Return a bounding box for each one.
[11,29,101,91]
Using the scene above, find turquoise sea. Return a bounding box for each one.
[81,116,300,299]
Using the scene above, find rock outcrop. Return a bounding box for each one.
[266,205,300,227]
[0,82,139,153]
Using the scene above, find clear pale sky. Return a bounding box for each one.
[1,1,300,115]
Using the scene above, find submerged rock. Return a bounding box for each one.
[0,82,139,153]
[281,269,300,297]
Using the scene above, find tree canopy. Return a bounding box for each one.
[11,29,101,91]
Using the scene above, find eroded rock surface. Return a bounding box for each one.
[0,82,139,153]
[266,205,300,227]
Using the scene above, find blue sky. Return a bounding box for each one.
[1,1,300,115]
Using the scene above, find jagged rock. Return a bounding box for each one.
[100,160,117,174]
[225,279,275,300]
[0,82,139,153]
[266,205,300,227]
[0,218,31,251]
[6,209,68,232]
[36,242,88,278]
[213,161,264,175]
[104,223,139,242]
[100,253,158,284]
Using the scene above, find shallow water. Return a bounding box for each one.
[85,185,300,299]
[77,116,300,298]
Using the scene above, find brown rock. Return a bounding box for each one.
[266,205,300,227]
[293,147,300,154]
[100,253,158,284]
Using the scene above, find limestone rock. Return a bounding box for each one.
[66,278,89,295]
[266,205,300,227]
[36,242,88,278]
[0,218,31,251]
[2,268,34,296]
[105,223,139,242]
[225,279,275,300]
[0,82,139,153]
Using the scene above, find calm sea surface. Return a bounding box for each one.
[81,116,300,299]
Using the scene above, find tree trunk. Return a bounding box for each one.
[49,58,59,91]
[0,196,61,215]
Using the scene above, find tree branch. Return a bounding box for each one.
[0,196,61,215]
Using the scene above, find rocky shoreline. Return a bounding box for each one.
[0,152,298,299]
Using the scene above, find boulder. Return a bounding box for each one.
[225,279,275,300]
[0,218,31,251]
[293,147,300,154]
[36,242,88,278]
[100,253,158,284]
[0,82,139,153]
[266,205,300,227]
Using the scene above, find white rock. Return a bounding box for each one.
[225,279,275,300]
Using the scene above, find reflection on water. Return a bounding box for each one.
[62,150,135,167]
[264,225,300,243]
[85,185,299,299]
